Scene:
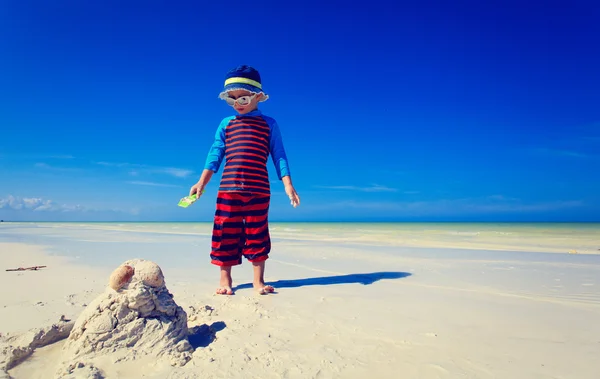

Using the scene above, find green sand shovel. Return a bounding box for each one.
[178,190,205,208]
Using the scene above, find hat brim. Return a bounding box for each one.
[218,83,269,102]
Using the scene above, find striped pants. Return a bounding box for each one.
[210,191,271,266]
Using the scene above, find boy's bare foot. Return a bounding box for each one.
[216,266,234,295]
[253,282,275,295]
[216,287,233,295]
[252,260,275,295]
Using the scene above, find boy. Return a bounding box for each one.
[189,65,300,295]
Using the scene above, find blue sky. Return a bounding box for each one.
[1,0,599,222]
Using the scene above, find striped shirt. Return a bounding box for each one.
[204,110,290,195]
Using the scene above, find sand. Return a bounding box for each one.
[1,222,599,378]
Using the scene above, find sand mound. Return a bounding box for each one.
[0,317,74,378]
[54,259,192,378]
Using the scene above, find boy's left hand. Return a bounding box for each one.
[285,184,300,208]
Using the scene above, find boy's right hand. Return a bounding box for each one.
[189,182,205,197]
[190,170,214,198]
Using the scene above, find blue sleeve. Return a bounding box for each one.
[266,117,291,180]
[204,116,233,172]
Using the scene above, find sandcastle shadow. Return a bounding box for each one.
[188,321,226,349]
[234,271,412,291]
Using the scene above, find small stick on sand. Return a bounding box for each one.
[6,265,47,272]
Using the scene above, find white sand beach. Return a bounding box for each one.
[1,222,599,378]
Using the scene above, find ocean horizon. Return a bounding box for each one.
[2,220,600,224]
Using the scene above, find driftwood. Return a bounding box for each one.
[5,266,47,272]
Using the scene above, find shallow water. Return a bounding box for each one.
[1,222,598,256]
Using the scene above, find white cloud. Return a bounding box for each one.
[0,195,83,212]
[486,194,519,201]
[463,200,583,213]
[532,148,589,158]
[127,181,182,188]
[34,162,82,172]
[319,196,584,215]
[1,153,75,160]
[0,195,140,221]
[151,167,193,178]
[96,161,194,178]
[315,184,398,192]
[96,161,126,167]
[49,155,75,159]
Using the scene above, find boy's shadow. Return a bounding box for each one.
[233,271,411,291]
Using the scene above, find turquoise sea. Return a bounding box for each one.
[1,222,599,257]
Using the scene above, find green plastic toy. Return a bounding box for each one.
[178,190,204,208]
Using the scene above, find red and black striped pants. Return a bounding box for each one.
[210,191,271,266]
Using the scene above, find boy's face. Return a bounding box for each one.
[225,90,264,114]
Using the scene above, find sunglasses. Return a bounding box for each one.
[225,93,257,107]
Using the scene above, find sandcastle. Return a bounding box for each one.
[54,258,193,377]
[0,259,200,378]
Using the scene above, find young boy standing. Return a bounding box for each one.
[189,65,300,295]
